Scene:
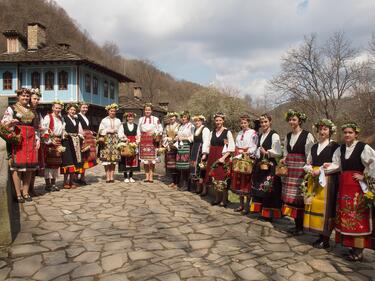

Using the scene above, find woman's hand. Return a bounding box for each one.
[353,173,364,181]
[10,119,19,125]
[218,157,225,163]
[260,147,268,156]
[238,149,244,154]
[36,139,40,150]
[201,154,207,161]
[322,163,331,169]
[312,169,320,177]
[280,157,286,165]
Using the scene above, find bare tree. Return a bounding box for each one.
[270,32,359,120]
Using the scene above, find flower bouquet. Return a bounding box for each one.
[258,175,274,193]
[300,173,315,205]
[232,153,253,174]
[118,142,137,157]
[153,132,162,143]
[210,160,231,191]
[199,161,207,171]
[157,147,166,156]
[364,174,375,208]
[0,124,22,145]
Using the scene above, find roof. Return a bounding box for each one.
[119,98,167,113]
[0,45,134,83]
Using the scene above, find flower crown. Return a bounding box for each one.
[192,115,206,122]
[341,122,361,133]
[143,102,153,109]
[78,101,89,107]
[213,112,226,119]
[313,119,337,133]
[180,111,191,118]
[52,100,64,106]
[124,112,136,118]
[30,88,41,97]
[105,103,119,111]
[167,112,179,118]
[65,103,78,111]
[284,109,307,122]
[15,88,31,95]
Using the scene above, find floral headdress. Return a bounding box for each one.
[15,88,31,96]
[124,112,136,118]
[180,111,191,119]
[341,122,361,133]
[192,115,206,122]
[65,103,78,111]
[143,103,153,110]
[167,112,179,118]
[313,119,337,134]
[213,112,226,120]
[284,109,307,123]
[78,101,89,107]
[105,103,119,111]
[30,88,41,97]
[52,100,64,106]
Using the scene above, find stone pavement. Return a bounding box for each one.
[0,166,375,281]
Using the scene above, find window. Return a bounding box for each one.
[58,71,68,90]
[104,81,108,97]
[93,77,98,95]
[85,74,91,93]
[31,72,40,89]
[45,71,54,90]
[110,82,115,99]
[3,71,12,90]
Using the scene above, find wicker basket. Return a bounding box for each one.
[121,145,135,157]
[275,164,288,177]
[233,158,253,174]
[260,162,270,170]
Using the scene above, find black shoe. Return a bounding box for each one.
[211,201,220,206]
[78,179,88,186]
[200,192,208,197]
[23,194,33,202]
[312,237,330,249]
[287,227,304,236]
[258,216,273,222]
[16,196,25,203]
[45,186,52,192]
[51,185,60,192]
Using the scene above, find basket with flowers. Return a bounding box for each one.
[0,124,22,145]
[209,160,231,191]
[118,142,137,157]
[364,174,375,208]
[232,153,253,174]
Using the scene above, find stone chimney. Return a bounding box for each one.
[3,30,26,53]
[133,85,142,100]
[27,22,46,50]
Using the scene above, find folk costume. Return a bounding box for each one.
[78,112,97,170]
[303,139,340,240]
[98,116,124,165]
[42,113,64,181]
[251,129,283,219]
[190,125,210,181]
[60,115,83,174]
[163,121,180,185]
[119,122,139,180]
[282,129,314,230]
[1,104,39,171]
[328,141,375,251]
[137,115,163,164]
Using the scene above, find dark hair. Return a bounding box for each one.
[240,114,251,123]
[260,113,272,122]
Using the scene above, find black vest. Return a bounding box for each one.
[340,142,366,172]
[211,129,228,146]
[194,126,205,143]
[64,116,79,134]
[258,130,276,150]
[287,130,309,154]
[77,114,90,130]
[311,141,339,166]
[124,123,137,136]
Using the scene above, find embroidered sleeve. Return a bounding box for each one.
[324,146,341,173]
[202,129,211,154]
[98,119,106,135]
[226,130,235,153]
[305,133,315,157]
[1,106,14,125]
[268,133,282,158]
[362,144,375,179]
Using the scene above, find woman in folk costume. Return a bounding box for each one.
[230,114,258,215]
[190,115,210,195]
[137,103,163,183]
[162,112,180,188]
[280,109,314,235]
[98,103,125,183]
[175,111,195,191]
[302,119,339,249]
[76,102,97,185]
[250,114,283,221]
[60,103,83,189]
[119,112,139,183]
[42,101,65,192]
[1,88,39,203]
[204,113,235,207]
[29,88,44,196]
[326,123,375,261]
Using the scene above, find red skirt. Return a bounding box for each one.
[204,145,229,184]
[231,148,251,195]
[335,171,374,249]
[11,125,38,170]
[82,130,97,169]
[139,133,157,162]
[44,137,62,169]
[119,135,138,171]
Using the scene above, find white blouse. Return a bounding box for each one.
[42,114,65,144]
[2,106,40,140]
[137,116,163,136]
[235,129,258,155]
[197,126,211,155]
[283,130,315,157]
[98,117,125,139]
[256,130,282,159]
[326,141,375,178]
[203,129,235,155]
[177,122,195,143]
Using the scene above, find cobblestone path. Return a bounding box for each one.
[0,167,375,281]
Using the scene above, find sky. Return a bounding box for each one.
[55,0,375,99]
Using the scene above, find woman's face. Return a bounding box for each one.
[80,104,89,115]
[144,107,152,116]
[181,115,189,124]
[288,116,301,129]
[240,119,250,130]
[260,117,271,132]
[343,128,357,144]
[30,94,40,107]
[18,92,30,106]
[318,125,330,142]
[169,116,176,124]
[127,116,134,123]
[108,108,117,118]
[215,117,224,128]
[67,107,76,117]
[194,119,203,128]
